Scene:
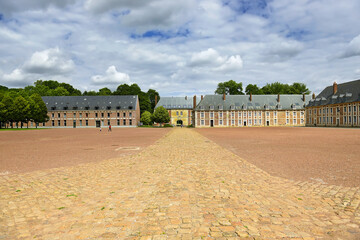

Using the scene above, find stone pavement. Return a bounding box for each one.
[1,128,360,239]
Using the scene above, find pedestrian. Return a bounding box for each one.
[100,126,102,132]
[109,124,112,132]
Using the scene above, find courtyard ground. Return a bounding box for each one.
[196,127,360,187]
[0,128,359,239]
[0,128,170,174]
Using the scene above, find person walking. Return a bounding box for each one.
[108,124,112,132]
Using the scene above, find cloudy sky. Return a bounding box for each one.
[0,0,359,96]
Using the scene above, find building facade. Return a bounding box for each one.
[306,80,360,127]
[155,96,200,126]
[194,94,311,127]
[41,95,140,128]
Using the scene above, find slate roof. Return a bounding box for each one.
[195,95,311,111]
[42,95,138,111]
[155,96,200,109]
[307,79,360,107]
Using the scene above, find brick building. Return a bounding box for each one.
[155,96,200,126]
[41,95,140,128]
[194,94,310,127]
[306,80,360,127]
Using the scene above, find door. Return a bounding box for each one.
[244,121,247,126]
[96,120,101,128]
[266,120,270,126]
[210,120,214,127]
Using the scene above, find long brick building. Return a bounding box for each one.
[194,94,311,127]
[306,80,360,127]
[41,95,140,128]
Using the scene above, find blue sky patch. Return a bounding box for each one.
[131,29,190,41]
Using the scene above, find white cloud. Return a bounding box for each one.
[216,55,243,72]
[265,39,304,61]
[0,0,76,15]
[338,34,360,58]
[91,66,131,86]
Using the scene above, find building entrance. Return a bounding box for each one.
[73,120,76,128]
[96,120,101,128]
[176,120,183,126]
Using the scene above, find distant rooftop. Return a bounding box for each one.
[155,96,200,109]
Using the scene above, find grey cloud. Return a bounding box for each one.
[338,34,360,58]
[0,0,76,15]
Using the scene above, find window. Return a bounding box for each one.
[200,112,204,118]
[259,119,262,124]
[220,120,223,125]
[58,120,60,126]
[330,108,333,114]
[266,112,270,117]
[286,119,289,124]
[117,119,120,125]
[95,113,98,118]
[231,119,234,125]
[123,119,126,125]
[354,106,357,112]
[117,112,119,117]
[58,113,60,118]
[286,112,289,117]
[249,112,252,117]
[354,116,357,123]
[248,119,252,125]
[101,113,104,118]
[107,120,110,125]
[344,116,346,123]
[243,112,247,117]
[73,113,76,118]
[254,112,257,117]
[176,111,179,116]
[274,112,277,117]
[293,119,296,124]
[293,111,296,117]
[210,112,214,118]
[108,113,110,118]
[349,116,351,123]
[129,119,132,125]
[238,120,241,125]
[219,112,223,118]
[181,111,183,115]
[327,108,329,114]
[344,106,346,113]
[64,120,67,126]
[274,119,277,125]
[309,110,312,115]
[129,112,132,118]
[210,105,214,110]
[64,113,67,118]
[349,105,351,112]
[238,112,241,117]
[314,109,317,114]
[86,120,88,126]
[123,112,126,117]
[301,119,304,124]
[79,113,82,118]
[231,112,234,117]
[201,120,205,125]
[86,113,88,118]
[52,120,54,126]
[80,120,82,126]
[254,119,257,125]
[51,113,54,118]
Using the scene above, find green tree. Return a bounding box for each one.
[98,87,112,95]
[12,96,30,128]
[152,106,170,126]
[140,111,152,125]
[50,86,70,96]
[139,92,151,115]
[59,83,82,96]
[113,84,131,95]
[215,80,244,95]
[29,94,49,128]
[83,91,97,96]
[261,82,290,94]
[289,83,310,94]
[147,89,160,112]
[245,84,263,95]
[0,94,14,128]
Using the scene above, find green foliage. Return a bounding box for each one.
[152,106,170,126]
[245,84,263,95]
[29,93,49,127]
[97,87,112,95]
[147,89,160,112]
[83,90,97,96]
[215,80,244,95]
[0,94,14,128]
[12,96,31,128]
[50,86,70,96]
[138,92,151,114]
[163,123,173,128]
[140,111,152,125]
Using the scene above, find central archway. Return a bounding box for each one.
[176,120,183,126]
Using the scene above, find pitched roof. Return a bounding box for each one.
[155,96,200,109]
[42,95,138,111]
[307,79,360,107]
[196,94,311,111]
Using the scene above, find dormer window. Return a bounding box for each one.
[73,106,78,110]
[116,106,121,110]
[200,106,204,110]
[95,106,99,110]
[107,106,111,110]
[230,105,235,110]
[129,106,133,110]
[85,106,90,110]
[218,105,223,110]
[210,105,214,110]
[63,106,68,110]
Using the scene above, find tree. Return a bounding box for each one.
[215,80,244,95]
[261,82,290,94]
[113,84,131,95]
[83,91,97,96]
[289,83,310,94]
[140,111,152,125]
[147,89,160,112]
[152,106,170,126]
[29,94,49,128]
[245,84,263,95]
[12,96,30,128]
[0,94,14,128]
[50,86,70,96]
[98,87,112,95]
[59,83,82,96]
[139,92,151,115]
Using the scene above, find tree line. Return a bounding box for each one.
[215,80,311,95]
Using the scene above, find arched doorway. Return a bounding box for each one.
[176,120,183,126]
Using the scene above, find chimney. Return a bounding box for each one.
[193,95,197,109]
[302,93,305,101]
[201,95,204,100]
[312,93,315,99]
[250,93,252,102]
[333,82,338,95]
[155,95,158,106]
[223,93,226,101]
[277,94,280,102]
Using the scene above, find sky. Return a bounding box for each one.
[0,0,359,96]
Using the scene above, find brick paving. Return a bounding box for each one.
[1,128,360,239]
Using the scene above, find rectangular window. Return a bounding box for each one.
[220,112,223,118]
[52,120,54,126]
[107,120,110,125]
[354,106,357,112]
[243,112,247,117]
[238,112,241,117]
[101,113,104,118]
[274,112,277,117]
[274,119,277,125]
[58,120,60,126]
[117,119,120,125]
[51,113,54,118]
[238,120,241,125]
[180,111,183,115]
[248,119,252,125]
[286,119,289,124]
[266,112,269,117]
[73,113,76,118]
[314,109,317,114]
[123,119,126,125]
[201,120,205,125]
[117,112,120,117]
[330,108,333,114]
[210,112,214,118]
[123,112,126,117]
[259,119,262,124]
[220,119,223,125]
[231,119,234,125]
[80,120,82,126]
[64,120,67,126]
[327,108,329,114]
[301,119,304,124]
[86,113,88,118]
[349,116,351,123]
[249,112,252,117]
[349,106,351,112]
[64,113,67,118]
[293,111,296,117]
[129,112,132,118]
[293,119,296,124]
[286,112,289,117]
[319,117,322,124]
[176,111,179,116]
[354,116,357,123]
[344,106,346,113]
[86,120,88,126]
[319,109,322,114]
[95,113,98,118]
[201,112,204,118]
[107,113,110,118]
[231,112,235,117]
[344,116,347,123]
[129,119,132,125]
[254,119,257,125]
[79,113,82,118]
[58,113,60,118]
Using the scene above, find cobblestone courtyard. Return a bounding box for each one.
[1,128,360,239]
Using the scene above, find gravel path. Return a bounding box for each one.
[1,128,359,239]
